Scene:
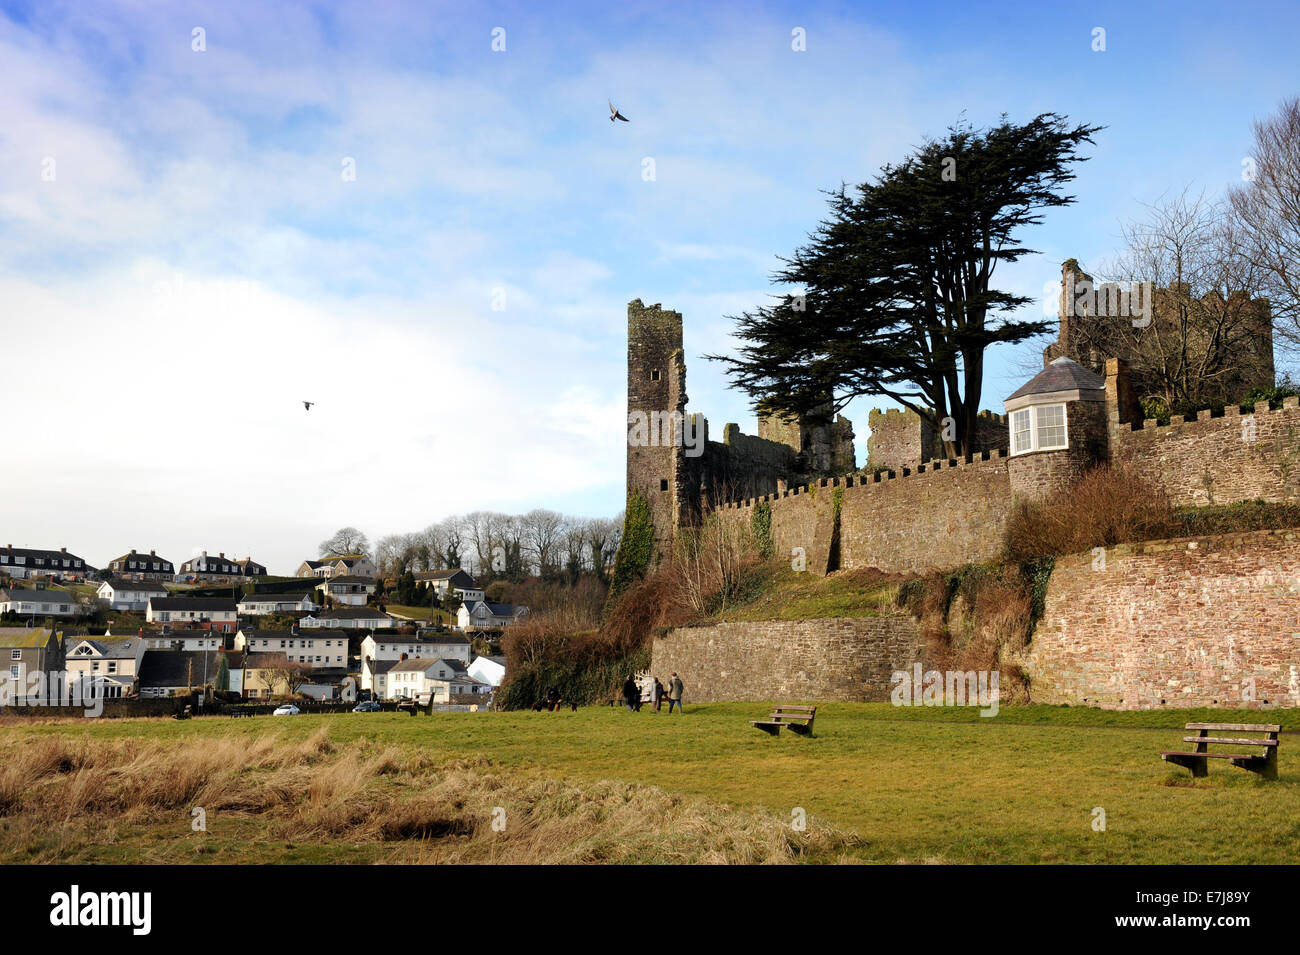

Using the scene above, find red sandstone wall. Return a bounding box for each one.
[1027,529,1300,709]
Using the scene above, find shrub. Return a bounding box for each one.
[605,489,654,613]
[1003,465,1174,561]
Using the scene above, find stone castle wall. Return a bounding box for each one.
[648,615,924,703]
[1026,529,1300,709]
[1110,396,1300,506]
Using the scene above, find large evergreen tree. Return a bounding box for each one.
[711,114,1101,458]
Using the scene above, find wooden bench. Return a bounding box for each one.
[1161,722,1280,780]
[751,705,816,737]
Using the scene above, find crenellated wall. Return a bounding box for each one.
[1110,396,1300,507]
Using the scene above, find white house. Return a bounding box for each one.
[359,633,471,693]
[467,654,506,688]
[97,578,168,611]
[457,601,528,631]
[0,588,79,617]
[314,575,375,607]
[385,657,491,702]
[112,627,227,651]
[235,627,349,668]
[64,637,147,699]
[146,597,238,632]
[237,592,319,615]
[177,551,246,581]
[300,607,394,630]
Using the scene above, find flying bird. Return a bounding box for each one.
[609,100,629,123]
[303,401,314,411]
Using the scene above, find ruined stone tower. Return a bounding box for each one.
[625,299,856,562]
[626,300,689,562]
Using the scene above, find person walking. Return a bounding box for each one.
[652,677,664,712]
[667,672,684,713]
[622,674,639,712]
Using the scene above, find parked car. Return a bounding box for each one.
[272,704,300,716]
[352,700,381,713]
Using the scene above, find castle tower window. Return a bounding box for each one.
[660,479,669,491]
[1010,404,1068,455]
[651,369,660,381]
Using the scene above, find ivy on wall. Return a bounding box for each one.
[751,501,774,559]
[606,487,655,613]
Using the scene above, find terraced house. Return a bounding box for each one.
[106,549,174,581]
[177,551,263,581]
[96,578,168,611]
[145,597,239,632]
[0,545,89,581]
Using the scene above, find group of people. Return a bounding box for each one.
[622,672,684,713]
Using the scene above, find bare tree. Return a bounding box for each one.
[318,526,370,558]
[522,509,564,577]
[1230,97,1300,353]
[1078,188,1272,409]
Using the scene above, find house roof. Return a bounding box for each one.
[310,608,390,620]
[390,656,470,674]
[415,569,478,586]
[1,588,76,606]
[109,551,174,567]
[0,627,56,648]
[0,546,87,565]
[149,597,238,612]
[102,578,168,594]
[137,649,226,687]
[464,601,519,617]
[67,637,145,659]
[1006,356,1106,402]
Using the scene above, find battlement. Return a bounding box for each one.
[716,448,1010,510]
[1122,395,1300,432]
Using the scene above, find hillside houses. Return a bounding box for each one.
[236,627,350,667]
[415,569,485,603]
[0,627,63,704]
[0,545,90,581]
[106,550,175,580]
[177,552,267,582]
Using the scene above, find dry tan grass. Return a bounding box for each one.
[0,729,862,864]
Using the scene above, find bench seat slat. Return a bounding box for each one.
[1184,722,1280,733]
[1182,736,1277,747]
[1162,751,1265,761]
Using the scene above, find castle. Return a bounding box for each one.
[628,259,1286,566]
[635,268,1300,710]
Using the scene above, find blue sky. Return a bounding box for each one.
[2,0,1297,573]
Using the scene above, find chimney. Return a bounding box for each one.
[60,547,66,553]
[130,549,137,555]
[150,550,156,557]
[219,552,224,560]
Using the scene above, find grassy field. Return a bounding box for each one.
[2,702,1297,864]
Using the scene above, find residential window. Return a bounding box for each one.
[9,666,18,678]
[1009,404,1069,455]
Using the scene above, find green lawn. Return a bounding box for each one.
[7,702,1299,864]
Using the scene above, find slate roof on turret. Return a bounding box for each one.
[1005,356,1105,403]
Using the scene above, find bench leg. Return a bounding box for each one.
[1166,754,1208,777]
[787,723,813,737]
[755,724,781,736]
[1240,753,1278,781]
